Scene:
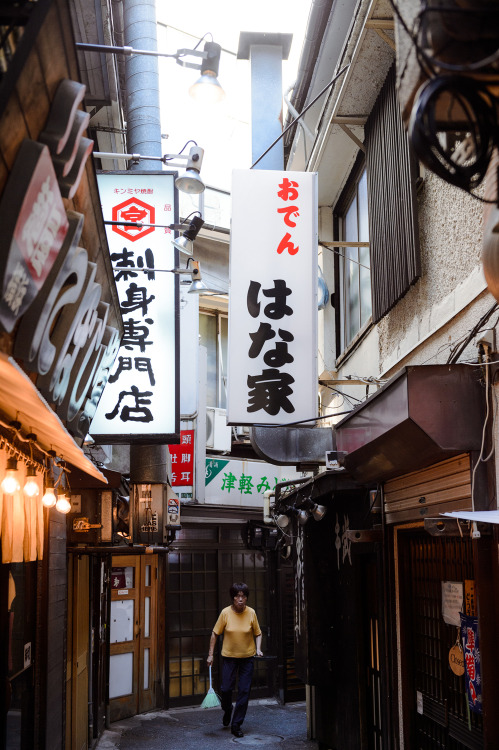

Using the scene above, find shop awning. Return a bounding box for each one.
[442,510,499,525]
[335,365,484,483]
[0,353,106,483]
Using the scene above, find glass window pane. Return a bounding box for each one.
[111,566,134,589]
[145,565,151,587]
[220,316,228,409]
[358,171,369,242]
[143,648,150,690]
[144,596,150,638]
[346,247,360,342]
[109,653,133,698]
[345,196,358,242]
[199,313,217,406]
[110,600,134,643]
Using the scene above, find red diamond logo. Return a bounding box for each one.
[111,197,156,242]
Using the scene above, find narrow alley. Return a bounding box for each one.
[96,699,317,750]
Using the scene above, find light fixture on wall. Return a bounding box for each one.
[188,41,225,104]
[24,466,40,497]
[55,492,71,514]
[76,34,224,103]
[93,142,206,194]
[42,482,57,508]
[309,503,327,521]
[172,213,205,255]
[1,457,20,494]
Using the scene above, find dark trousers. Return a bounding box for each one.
[220,656,254,728]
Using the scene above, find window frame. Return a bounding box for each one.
[199,309,228,409]
[333,152,372,359]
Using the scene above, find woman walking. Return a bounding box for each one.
[207,582,263,738]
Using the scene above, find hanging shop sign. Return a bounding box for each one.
[90,172,180,443]
[227,170,318,425]
[205,456,308,506]
[0,79,121,440]
[168,429,194,501]
[460,613,482,714]
[441,580,463,627]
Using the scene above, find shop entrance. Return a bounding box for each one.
[398,529,483,749]
[165,537,275,706]
[109,554,158,721]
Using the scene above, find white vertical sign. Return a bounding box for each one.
[90,172,179,442]
[227,170,318,425]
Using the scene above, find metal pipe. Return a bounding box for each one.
[123,0,170,484]
[123,0,162,168]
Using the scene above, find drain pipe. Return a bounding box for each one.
[123,0,162,168]
[123,0,169,483]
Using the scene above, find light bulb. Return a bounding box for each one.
[56,493,71,514]
[1,457,20,494]
[42,486,56,508]
[24,467,39,497]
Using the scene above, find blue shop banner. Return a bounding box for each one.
[460,613,482,714]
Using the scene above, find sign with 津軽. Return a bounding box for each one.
[227,169,318,425]
[205,456,308,507]
[90,172,180,442]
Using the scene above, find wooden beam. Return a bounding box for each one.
[321,241,370,247]
[338,123,365,152]
[365,19,395,30]
[374,27,396,51]
[331,116,367,126]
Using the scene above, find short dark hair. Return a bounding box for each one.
[230,582,249,599]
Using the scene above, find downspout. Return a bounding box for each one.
[283,0,334,153]
[123,0,169,484]
[123,0,162,167]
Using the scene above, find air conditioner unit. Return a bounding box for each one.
[206,407,231,452]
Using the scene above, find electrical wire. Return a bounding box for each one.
[447,302,499,363]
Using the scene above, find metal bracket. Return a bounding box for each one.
[345,529,383,543]
[73,517,102,532]
[424,517,492,537]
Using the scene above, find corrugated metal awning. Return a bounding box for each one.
[0,353,106,483]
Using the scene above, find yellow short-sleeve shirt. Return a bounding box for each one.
[213,605,262,658]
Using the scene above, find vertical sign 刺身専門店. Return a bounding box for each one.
[90,172,180,442]
[227,170,318,425]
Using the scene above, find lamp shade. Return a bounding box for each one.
[175,169,205,195]
[172,234,194,255]
[311,503,327,521]
[189,73,225,104]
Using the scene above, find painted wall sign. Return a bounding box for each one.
[228,169,318,425]
[205,456,308,507]
[90,172,180,443]
[0,79,121,439]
